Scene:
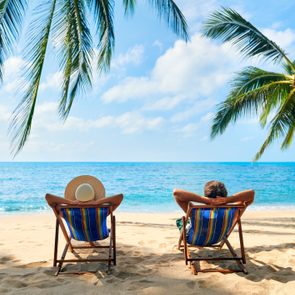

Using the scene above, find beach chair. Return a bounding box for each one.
[179,202,249,275]
[46,194,117,275]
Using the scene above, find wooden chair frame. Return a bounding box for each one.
[178,203,248,275]
[51,203,116,276]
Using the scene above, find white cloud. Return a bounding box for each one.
[262,28,295,50]
[2,56,27,93]
[176,0,218,32]
[0,105,10,122]
[153,40,163,51]
[20,139,96,156]
[143,95,186,111]
[102,77,156,103]
[112,45,144,68]
[170,98,215,123]
[176,122,199,137]
[101,34,241,105]
[116,112,164,134]
[201,112,214,122]
[32,102,164,135]
[39,71,63,91]
[3,56,26,78]
[36,102,57,114]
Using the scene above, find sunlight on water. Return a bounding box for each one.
[0,162,294,213]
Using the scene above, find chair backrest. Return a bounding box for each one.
[186,205,244,246]
[60,207,109,241]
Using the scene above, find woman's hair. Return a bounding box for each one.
[204,180,228,198]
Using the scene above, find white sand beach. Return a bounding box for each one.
[0,210,295,294]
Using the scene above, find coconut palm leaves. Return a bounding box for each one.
[10,0,57,154]
[202,7,295,160]
[90,0,115,72]
[57,0,93,119]
[7,0,188,155]
[0,0,27,80]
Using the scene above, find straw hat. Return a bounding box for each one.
[64,175,105,201]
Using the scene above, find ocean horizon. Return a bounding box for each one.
[0,162,294,213]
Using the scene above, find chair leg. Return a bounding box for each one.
[55,242,70,276]
[53,218,59,267]
[238,219,246,264]
[112,215,116,266]
[191,262,198,275]
[224,239,248,274]
[182,217,188,265]
[219,238,226,249]
[178,230,183,250]
[106,234,112,274]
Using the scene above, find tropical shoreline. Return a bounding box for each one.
[2,203,295,215]
[1,210,295,294]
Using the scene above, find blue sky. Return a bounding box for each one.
[0,0,295,161]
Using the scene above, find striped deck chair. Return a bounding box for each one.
[46,194,117,275]
[179,203,248,274]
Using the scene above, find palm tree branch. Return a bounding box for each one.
[231,67,291,96]
[146,0,189,41]
[9,0,57,155]
[281,125,295,149]
[122,0,136,15]
[57,0,73,116]
[57,0,93,119]
[88,0,115,72]
[211,80,292,138]
[254,89,295,160]
[202,7,294,69]
[0,0,27,80]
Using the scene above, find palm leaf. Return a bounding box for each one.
[0,0,27,80]
[230,67,291,95]
[88,0,115,72]
[56,0,93,119]
[254,89,295,160]
[9,0,57,155]
[147,0,188,41]
[122,0,136,15]
[202,7,294,69]
[211,68,292,138]
[281,124,295,149]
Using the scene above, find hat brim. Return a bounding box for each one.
[64,175,105,201]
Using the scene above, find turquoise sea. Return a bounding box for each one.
[0,162,294,213]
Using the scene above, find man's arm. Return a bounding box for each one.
[173,189,212,213]
[226,190,255,205]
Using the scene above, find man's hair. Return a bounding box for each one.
[204,180,228,198]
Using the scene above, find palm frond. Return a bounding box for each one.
[202,7,294,69]
[0,0,27,80]
[254,89,295,160]
[281,124,295,149]
[9,0,57,155]
[123,0,136,15]
[147,0,189,41]
[211,68,292,138]
[283,61,295,75]
[230,66,291,96]
[259,84,290,127]
[88,0,115,72]
[56,0,93,119]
